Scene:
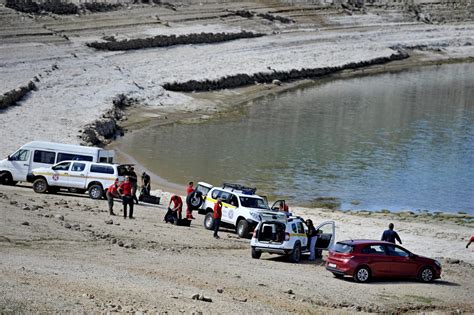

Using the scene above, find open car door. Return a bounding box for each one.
[271,200,287,212]
[314,220,335,250]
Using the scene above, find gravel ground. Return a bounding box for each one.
[0,184,473,313]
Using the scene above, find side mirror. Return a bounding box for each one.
[7,155,11,161]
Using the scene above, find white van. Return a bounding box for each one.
[0,141,115,185]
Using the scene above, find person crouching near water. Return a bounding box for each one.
[106,179,120,216]
[118,176,134,219]
[213,198,223,239]
[167,195,183,222]
[306,219,318,261]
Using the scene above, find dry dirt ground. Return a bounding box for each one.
[1,184,473,314]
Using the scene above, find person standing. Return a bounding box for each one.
[141,172,151,196]
[106,179,120,216]
[381,223,402,244]
[118,176,134,219]
[213,198,223,239]
[128,166,139,205]
[306,219,318,261]
[185,181,196,220]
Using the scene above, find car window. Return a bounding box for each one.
[71,162,86,172]
[333,243,354,253]
[291,223,297,233]
[90,164,114,174]
[386,245,410,257]
[297,222,304,234]
[239,197,269,209]
[211,189,222,200]
[362,245,386,255]
[52,162,71,171]
[34,150,56,164]
[9,149,29,161]
[220,191,231,203]
[57,152,93,163]
[229,194,239,207]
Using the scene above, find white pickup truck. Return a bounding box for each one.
[28,160,128,199]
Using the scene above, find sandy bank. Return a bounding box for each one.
[0,184,473,313]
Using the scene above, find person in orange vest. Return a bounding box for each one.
[185,181,196,220]
[118,176,134,219]
[213,198,223,239]
[106,179,120,216]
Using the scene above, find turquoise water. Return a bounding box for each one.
[117,63,474,214]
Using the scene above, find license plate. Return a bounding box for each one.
[328,263,336,268]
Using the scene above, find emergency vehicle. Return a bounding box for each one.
[193,183,273,238]
[0,141,114,185]
[27,161,128,199]
[250,212,335,263]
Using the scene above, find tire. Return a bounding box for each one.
[251,247,261,259]
[33,178,48,193]
[236,219,250,238]
[187,191,203,210]
[68,188,85,194]
[48,186,60,194]
[354,266,371,283]
[0,172,17,186]
[204,212,215,230]
[418,266,434,283]
[333,273,344,279]
[289,243,301,263]
[88,184,103,200]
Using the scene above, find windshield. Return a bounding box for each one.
[333,242,354,253]
[239,196,269,209]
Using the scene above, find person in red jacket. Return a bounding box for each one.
[168,195,183,221]
[185,181,196,220]
[118,176,134,219]
[213,198,223,239]
[106,179,120,216]
[467,235,474,248]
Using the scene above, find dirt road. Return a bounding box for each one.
[1,184,472,313]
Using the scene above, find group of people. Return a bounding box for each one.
[106,166,153,219]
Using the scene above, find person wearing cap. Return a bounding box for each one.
[213,198,223,239]
[118,176,134,219]
[106,179,120,215]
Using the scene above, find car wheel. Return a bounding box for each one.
[333,273,344,279]
[354,266,371,283]
[236,219,250,238]
[251,247,261,259]
[187,191,203,210]
[33,178,48,193]
[418,266,434,283]
[1,172,17,186]
[89,184,103,200]
[204,212,215,230]
[289,243,301,263]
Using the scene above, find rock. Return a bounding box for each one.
[21,221,30,226]
[232,297,247,302]
[105,219,113,225]
[111,238,117,244]
[55,214,64,221]
[117,240,124,247]
[217,288,223,293]
[64,223,72,229]
[124,243,131,249]
[10,201,18,205]
[446,258,460,264]
[200,295,212,303]
[284,289,294,295]
[191,294,200,300]
[272,79,282,86]
[22,206,31,210]
[72,224,80,231]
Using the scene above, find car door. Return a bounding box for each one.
[314,221,335,250]
[360,245,392,277]
[271,200,286,211]
[219,191,233,223]
[296,221,308,248]
[50,162,72,187]
[385,245,419,277]
[6,149,30,181]
[68,162,88,188]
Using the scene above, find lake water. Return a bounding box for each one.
[116,63,474,214]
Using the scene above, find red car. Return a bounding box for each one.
[326,240,442,283]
